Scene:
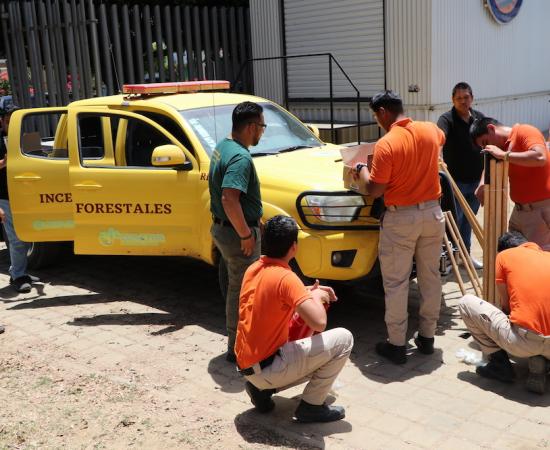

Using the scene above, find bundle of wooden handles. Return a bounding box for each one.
[439,157,508,306]
[482,156,509,307]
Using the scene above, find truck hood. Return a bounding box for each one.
[253,145,347,193]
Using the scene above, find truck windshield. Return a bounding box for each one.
[179,102,322,157]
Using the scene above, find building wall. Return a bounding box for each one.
[387,0,550,130]
[284,0,385,98]
[249,0,285,104]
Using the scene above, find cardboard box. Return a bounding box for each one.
[340,143,375,192]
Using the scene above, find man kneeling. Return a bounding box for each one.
[459,231,550,394]
[235,215,353,422]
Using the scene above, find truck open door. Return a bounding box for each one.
[6,108,74,242]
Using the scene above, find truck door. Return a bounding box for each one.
[67,108,201,256]
[6,108,74,242]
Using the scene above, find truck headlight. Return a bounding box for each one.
[305,195,365,222]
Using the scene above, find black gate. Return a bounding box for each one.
[0,0,252,108]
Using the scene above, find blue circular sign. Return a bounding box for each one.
[486,0,523,24]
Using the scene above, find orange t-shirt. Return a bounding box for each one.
[505,124,550,204]
[370,118,444,206]
[495,242,550,336]
[235,256,311,369]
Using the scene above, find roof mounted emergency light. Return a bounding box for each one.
[122,80,230,95]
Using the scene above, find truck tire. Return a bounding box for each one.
[218,256,228,302]
[26,242,65,269]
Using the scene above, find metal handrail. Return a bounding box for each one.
[232,53,366,144]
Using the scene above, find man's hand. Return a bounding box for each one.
[307,279,338,303]
[482,145,507,160]
[240,231,256,257]
[0,207,5,223]
[475,184,485,206]
[0,155,6,170]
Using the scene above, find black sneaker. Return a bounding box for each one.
[0,324,5,334]
[244,381,276,413]
[476,350,514,383]
[414,332,434,355]
[294,400,345,423]
[9,274,40,283]
[526,355,549,394]
[10,276,32,293]
[375,341,407,364]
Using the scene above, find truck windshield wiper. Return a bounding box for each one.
[276,145,316,154]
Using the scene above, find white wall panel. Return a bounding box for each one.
[284,0,384,98]
[385,0,432,106]
[250,0,285,104]
[431,0,550,104]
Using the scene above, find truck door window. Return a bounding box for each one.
[78,116,104,159]
[136,111,194,155]
[124,117,171,167]
[19,112,68,158]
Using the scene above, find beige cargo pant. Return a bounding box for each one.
[245,327,353,405]
[459,294,550,358]
[509,198,550,251]
[379,201,445,346]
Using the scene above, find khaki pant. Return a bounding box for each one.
[509,199,550,251]
[379,201,445,346]
[211,223,261,353]
[245,328,353,405]
[459,294,550,358]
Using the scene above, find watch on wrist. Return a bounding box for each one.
[355,163,367,173]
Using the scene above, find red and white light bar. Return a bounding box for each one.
[122,80,230,95]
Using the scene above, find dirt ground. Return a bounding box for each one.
[1,240,549,450]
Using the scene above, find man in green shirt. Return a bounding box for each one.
[209,101,265,362]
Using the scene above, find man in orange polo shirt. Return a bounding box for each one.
[353,90,445,364]
[470,117,550,250]
[235,215,353,422]
[459,231,550,394]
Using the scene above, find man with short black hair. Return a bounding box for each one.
[459,231,550,394]
[470,117,550,250]
[209,101,265,362]
[0,105,40,293]
[437,82,485,268]
[235,215,353,422]
[353,90,446,364]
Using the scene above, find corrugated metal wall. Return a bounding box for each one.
[249,0,284,104]
[384,0,432,106]
[431,0,550,104]
[284,0,384,98]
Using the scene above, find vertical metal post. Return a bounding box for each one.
[88,0,102,96]
[37,1,58,106]
[143,5,155,82]
[279,0,288,110]
[50,0,69,104]
[154,4,165,82]
[357,93,361,145]
[110,3,124,90]
[121,3,134,84]
[98,3,114,95]
[174,5,185,81]
[164,5,175,81]
[329,55,335,143]
[132,5,145,83]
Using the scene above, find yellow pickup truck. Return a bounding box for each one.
[6,81,381,289]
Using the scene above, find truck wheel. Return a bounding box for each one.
[218,256,228,302]
[26,242,64,269]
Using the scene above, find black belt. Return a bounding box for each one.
[238,350,280,376]
[213,217,259,228]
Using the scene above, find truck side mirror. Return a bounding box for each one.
[306,124,320,138]
[151,144,192,171]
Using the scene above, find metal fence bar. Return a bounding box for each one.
[2,1,252,107]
